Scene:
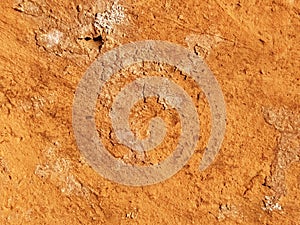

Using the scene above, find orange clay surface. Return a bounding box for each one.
[0,0,299,224]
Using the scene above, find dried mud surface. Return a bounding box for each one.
[0,0,299,224]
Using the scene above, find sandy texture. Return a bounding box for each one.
[0,0,299,224]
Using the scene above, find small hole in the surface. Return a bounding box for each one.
[93,35,103,42]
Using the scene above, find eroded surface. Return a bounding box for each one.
[0,0,299,224]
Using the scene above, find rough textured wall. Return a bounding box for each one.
[0,0,299,224]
